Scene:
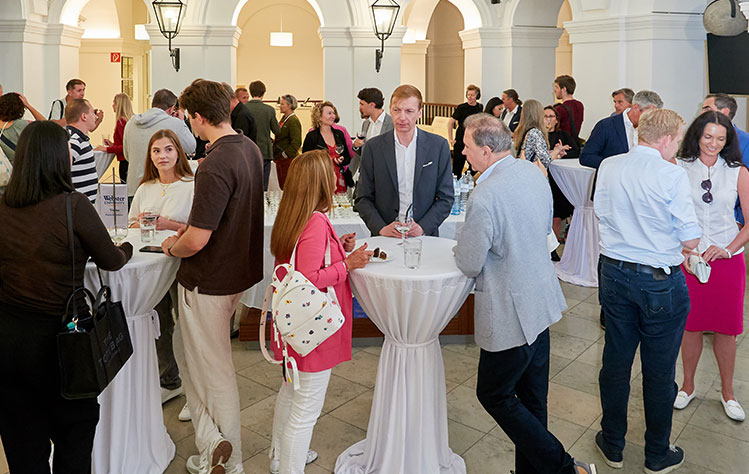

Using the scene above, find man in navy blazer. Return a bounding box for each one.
[356,84,453,237]
[580,90,663,169]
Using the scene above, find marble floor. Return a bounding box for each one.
[1,280,748,474]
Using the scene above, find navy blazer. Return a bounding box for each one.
[355,129,454,236]
[579,113,629,169]
[501,105,522,133]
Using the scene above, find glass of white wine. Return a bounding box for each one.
[395,204,413,247]
[109,226,128,245]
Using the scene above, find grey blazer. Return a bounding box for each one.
[454,157,567,352]
[356,129,453,237]
[351,113,394,176]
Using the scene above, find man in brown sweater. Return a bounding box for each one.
[161,79,264,474]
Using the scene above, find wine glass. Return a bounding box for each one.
[335,144,345,160]
[395,205,413,246]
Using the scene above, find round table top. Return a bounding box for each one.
[550,158,592,171]
[85,229,176,272]
[351,236,466,282]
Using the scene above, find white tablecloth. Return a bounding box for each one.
[335,236,474,474]
[84,230,178,474]
[549,159,599,287]
[94,151,115,179]
[240,214,465,309]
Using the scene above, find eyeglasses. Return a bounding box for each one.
[701,178,713,203]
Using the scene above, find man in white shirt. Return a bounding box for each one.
[49,78,104,129]
[356,84,453,237]
[594,108,701,474]
[351,88,393,177]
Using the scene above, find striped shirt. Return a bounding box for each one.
[67,126,98,203]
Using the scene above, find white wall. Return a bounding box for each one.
[425,0,464,104]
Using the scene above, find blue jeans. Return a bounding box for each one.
[598,259,689,466]
[477,329,575,474]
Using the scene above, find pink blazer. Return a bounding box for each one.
[272,212,353,372]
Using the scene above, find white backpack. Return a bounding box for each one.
[260,234,346,388]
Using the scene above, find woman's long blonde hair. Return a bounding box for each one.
[139,129,194,186]
[513,99,549,154]
[270,150,335,262]
[114,93,134,121]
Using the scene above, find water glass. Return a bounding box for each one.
[403,238,422,269]
[140,215,157,242]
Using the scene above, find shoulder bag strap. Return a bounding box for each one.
[562,103,578,138]
[0,123,15,151]
[65,193,81,319]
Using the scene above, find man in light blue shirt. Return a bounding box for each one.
[594,109,700,474]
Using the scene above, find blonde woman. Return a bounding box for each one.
[268,150,371,473]
[302,101,352,193]
[513,99,570,170]
[95,93,133,182]
[129,129,195,423]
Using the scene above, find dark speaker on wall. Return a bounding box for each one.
[706,32,749,95]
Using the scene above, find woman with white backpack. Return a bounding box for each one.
[267,149,372,473]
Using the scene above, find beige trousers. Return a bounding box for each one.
[176,283,243,470]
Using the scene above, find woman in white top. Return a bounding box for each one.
[675,111,749,422]
[129,128,195,422]
[129,129,195,228]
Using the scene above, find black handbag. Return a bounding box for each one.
[57,193,133,400]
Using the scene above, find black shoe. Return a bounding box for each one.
[599,309,606,330]
[230,328,240,339]
[595,431,623,469]
[644,445,685,474]
[551,250,561,261]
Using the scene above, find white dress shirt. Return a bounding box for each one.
[366,112,387,141]
[394,127,418,221]
[503,105,518,128]
[622,108,636,150]
[595,145,701,269]
[476,155,511,185]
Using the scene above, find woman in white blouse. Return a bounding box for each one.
[675,111,749,422]
[129,128,195,422]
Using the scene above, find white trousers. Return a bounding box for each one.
[176,284,243,470]
[270,369,332,474]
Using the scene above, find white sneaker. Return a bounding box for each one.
[161,386,183,404]
[269,450,318,474]
[179,403,192,422]
[186,455,201,474]
[721,397,746,421]
[673,390,695,410]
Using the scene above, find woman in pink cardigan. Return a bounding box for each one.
[269,150,372,473]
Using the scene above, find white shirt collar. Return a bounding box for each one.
[369,111,386,125]
[394,126,418,148]
[476,155,511,185]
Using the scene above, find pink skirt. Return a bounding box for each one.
[682,253,745,335]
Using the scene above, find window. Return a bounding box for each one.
[121,56,134,99]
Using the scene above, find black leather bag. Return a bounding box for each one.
[57,193,133,400]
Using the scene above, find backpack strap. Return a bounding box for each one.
[259,264,300,390]
[0,123,15,151]
[561,103,579,138]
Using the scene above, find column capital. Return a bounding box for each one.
[401,39,430,56]
[459,26,561,50]
[318,26,406,48]
[565,13,705,44]
[0,20,83,46]
[145,25,241,48]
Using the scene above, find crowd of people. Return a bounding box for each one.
[0,70,746,474]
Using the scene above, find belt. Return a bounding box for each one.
[600,255,681,279]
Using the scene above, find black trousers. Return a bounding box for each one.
[476,329,575,474]
[0,304,99,474]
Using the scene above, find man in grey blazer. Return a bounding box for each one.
[454,114,595,474]
[351,87,394,177]
[356,84,453,237]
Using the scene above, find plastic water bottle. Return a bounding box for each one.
[451,176,461,215]
[460,173,470,212]
[466,174,474,202]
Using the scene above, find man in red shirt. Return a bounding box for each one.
[553,75,584,142]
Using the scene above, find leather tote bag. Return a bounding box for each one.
[57,193,133,400]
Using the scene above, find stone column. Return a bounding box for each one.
[566,13,706,136]
[146,25,241,95]
[400,39,430,95]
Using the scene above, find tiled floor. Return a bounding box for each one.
[2,280,748,474]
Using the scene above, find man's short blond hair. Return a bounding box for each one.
[638,109,684,145]
[390,84,423,109]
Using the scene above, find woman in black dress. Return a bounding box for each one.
[544,105,580,245]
